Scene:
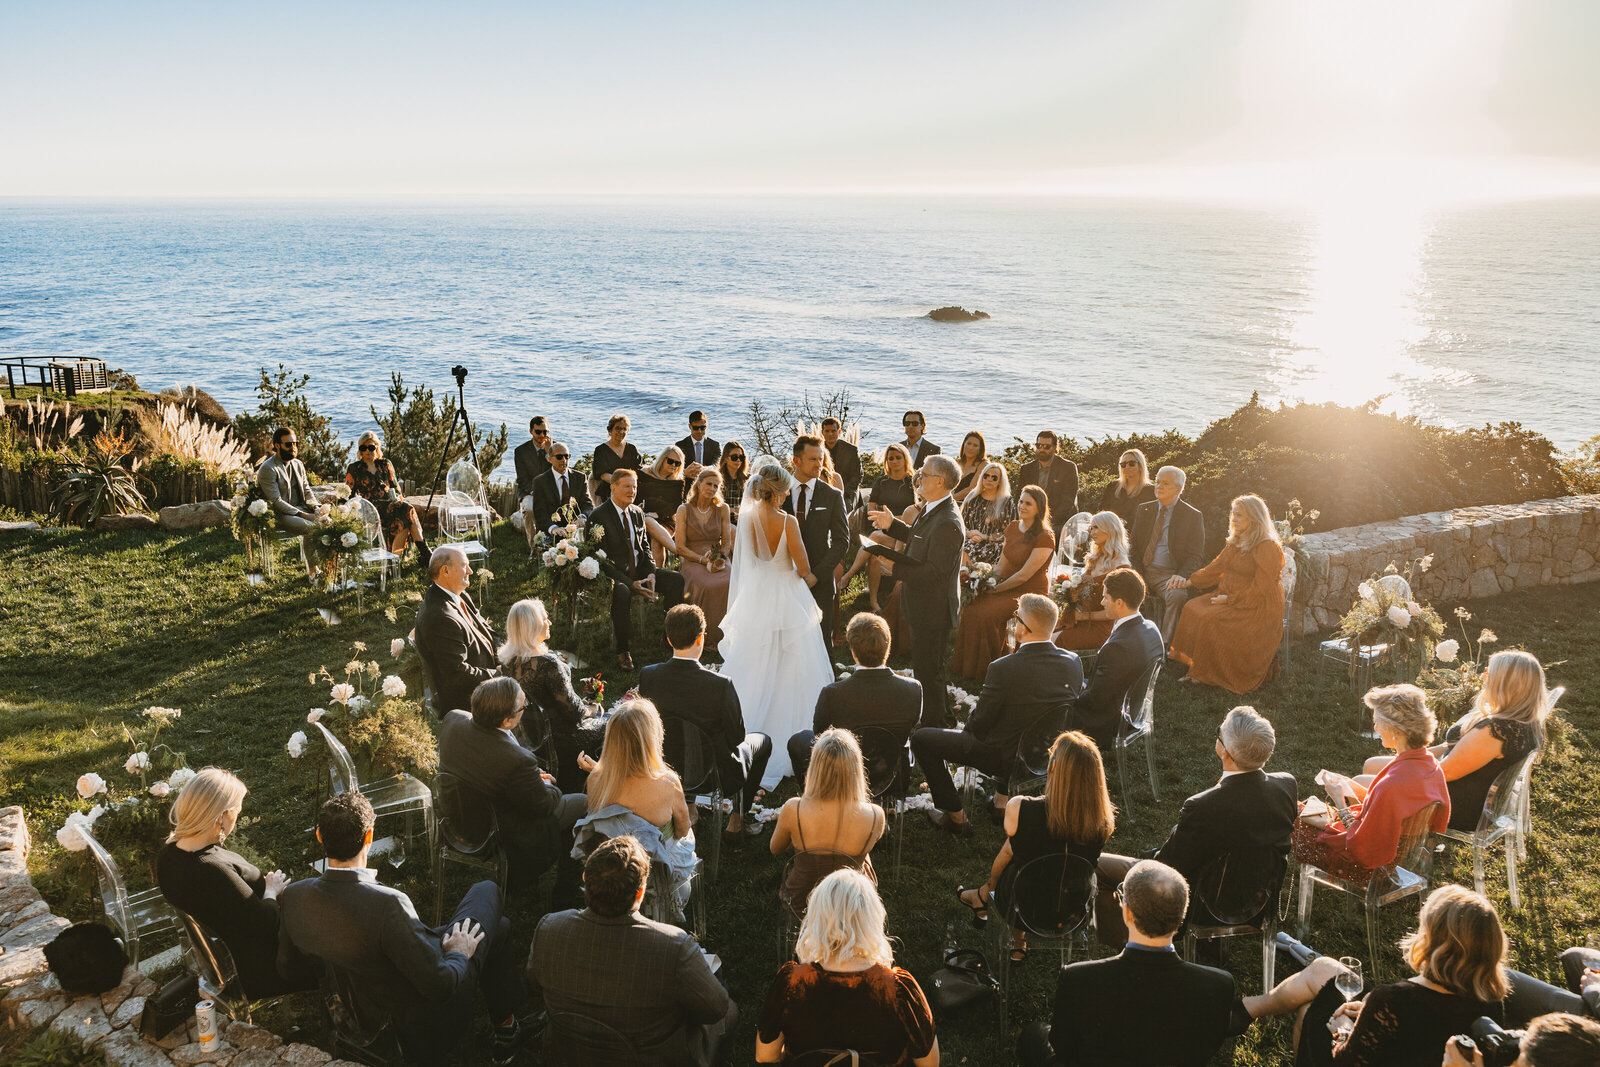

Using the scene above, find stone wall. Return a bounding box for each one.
[1292,494,1600,634]
[0,807,360,1067]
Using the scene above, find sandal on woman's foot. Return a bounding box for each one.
[1009,935,1029,964]
[955,886,989,928]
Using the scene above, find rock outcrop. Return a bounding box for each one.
[927,306,990,322]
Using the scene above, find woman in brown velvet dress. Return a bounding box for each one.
[951,486,1056,684]
[674,468,734,651]
[344,431,427,556]
[1053,511,1131,651]
[1168,493,1286,694]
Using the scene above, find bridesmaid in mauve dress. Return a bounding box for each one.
[951,486,1057,684]
[674,468,735,651]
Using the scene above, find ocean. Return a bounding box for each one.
[2,196,1596,477]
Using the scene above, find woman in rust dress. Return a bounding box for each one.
[1168,493,1286,694]
[344,431,427,556]
[674,468,734,651]
[951,486,1056,684]
[1053,510,1131,651]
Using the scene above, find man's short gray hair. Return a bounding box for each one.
[921,454,960,490]
[1122,859,1189,939]
[1220,706,1276,771]
[428,544,466,580]
[548,440,568,457]
[1155,465,1187,490]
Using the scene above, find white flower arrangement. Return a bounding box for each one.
[148,780,171,798]
[141,706,182,722]
[286,730,308,758]
[391,638,406,658]
[347,694,371,715]
[247,498,269,517]
[167,767,197,790]
[124,751,150,775]
[330,682,356,706]
[76,772,107,799]
[307,707,326,724]
[1435,639,1460,663]
[381,675,406,698]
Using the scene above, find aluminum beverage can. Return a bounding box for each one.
[196,1000,217,1044]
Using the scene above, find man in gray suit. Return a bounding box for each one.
[256,426,319,535]
[526,835,735,1066]
[276,792,529,1065]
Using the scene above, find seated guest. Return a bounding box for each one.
[1095,706,1297,944]
[674,469,734,651]
[639,446,689,555]
[718,440,749,518]
[1130,464,1206,643]
[757,869,937,1066]
[590,469,686,671]
[769,729,886,920]
[527,835,736,1067]
[957,731,1113,964]
[527,440,592,547]
[257,426,317,536]
[413,544,498,716]
[513,415,551,503]
[573,700,698,921]
[1169,493,1287,694]
[913,594,1083,835]
[499,598,605,792]
[821,417,861,504]
[156,768,316,999]
[960,462,1016,570]
[1098,447,1157,528]
[951,430,988,502]
[676,409,720,477]
[786,612,922,786]
[900,410,941,469]
[591,413,642,497]
[1293,684,1450,884]
[840,443,916,612]
[277,792,525,1065]
[345,431,427,559]
[640,604,770,842]
[1068,568,1164,754]
[951,485,1056,684]
[1017,430,1080,536]
[437,677,587,894]
[1359,649,1548,833]
[1017,860,1246,1067]
[1053,511,1132,651]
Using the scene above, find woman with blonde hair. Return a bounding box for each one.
[675,467,735,649]
[1098,448,1156,527]
[956,731,1115,963]
[498,598,603,791]
[157,768,316,998]
[960,461,1016,570]
[756,868,939,1066]
[344,430,428,557]
[1053,510,1133,651]
[1167,493,1287,693]
[635,444,689,564]
[840,443,917,610]
[769,728,887,918]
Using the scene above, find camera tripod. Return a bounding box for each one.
[423,365,479,519]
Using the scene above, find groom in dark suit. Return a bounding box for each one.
[869,453,966,727]
[590,469,685,670]
[413,544,499,716]
[784,435,851,642]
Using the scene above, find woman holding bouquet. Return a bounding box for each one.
[1053,511,1131,651]
[951,486,1056,683]
[675,468,735,652]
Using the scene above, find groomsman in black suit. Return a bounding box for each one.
[514,416,552,499]
[1130,465,1206,642]
[1016,430,1080,536]
[868,453,965,726]
[784,435,851,642]
[821,417,862,504]
[1070,568,1165,754]
[787,612,922,787]
[590,469,686,670]
[900,410,941,469]
[413,545,499,716]
[528,442,592,535]
[675,410,720,477]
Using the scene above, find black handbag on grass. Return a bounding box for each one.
[925,948,999,1018]
[139,972,200,1040]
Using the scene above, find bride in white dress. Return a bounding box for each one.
[718,457,836,788]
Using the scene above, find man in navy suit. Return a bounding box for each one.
[413,545,499,716]
[527,441,592,537]
[821,417,862,504]
[590,470,685,670]
[1070,567,1165,754]
[911,594,1083,835]
[784,435,851,642]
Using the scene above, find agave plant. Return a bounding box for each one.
[49,429,150,526]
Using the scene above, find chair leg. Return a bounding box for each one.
[1364,898,1381,984]
[1297,868,1314,937]
[1505,836,1520,910]
[893,804,905,881]
[1116,744,1130,814]
[1144,735,1159,802]
[434,854,445,925]
[1181,929,1196,963]
[1262,917,1278,993]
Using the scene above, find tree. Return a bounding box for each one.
[231,365,349,481]
[369,373,508,491]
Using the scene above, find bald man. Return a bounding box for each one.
[413,546,499,716]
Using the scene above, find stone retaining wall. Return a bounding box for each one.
[0,807,360,1067]
[1292,494,1600,634]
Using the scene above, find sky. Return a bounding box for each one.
[2,0,1598,198]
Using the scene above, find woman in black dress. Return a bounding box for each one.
[960,461,1016,569]
[345,431,428,557]
[498,598,604,792]
[951,430,988,503]
[1098,447,1157,528]
[156,768,317,999]
[637,446,687,565]
[839,443,916,610]
[955,731,1115,962]
[591,414,642,498]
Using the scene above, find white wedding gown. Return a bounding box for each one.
[718,503,835,788]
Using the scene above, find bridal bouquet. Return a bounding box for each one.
[704,537,728,574]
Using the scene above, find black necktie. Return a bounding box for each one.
[558,474,566,499]
[797,484,808,522]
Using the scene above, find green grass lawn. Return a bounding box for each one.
[2,522,1597,1065]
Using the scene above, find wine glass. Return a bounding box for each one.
[1335,957,1364,1002]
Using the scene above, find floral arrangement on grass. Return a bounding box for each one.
[1337,555,1446,677]
[289,641,435,780]
[533,501,608,593]
[307,495,367,591]
[1419,606,1502,721]
[1275,497,1321,571]
[227,479,277,549]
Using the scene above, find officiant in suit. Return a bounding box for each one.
[784,435,851,642]
[821,417,862,504]
[528,442,591,535]
[413,545,499,716]
[590,469,686,670]
[675,410,720,477]
[868,453,965,727]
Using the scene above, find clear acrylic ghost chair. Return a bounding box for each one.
[1431,748,1541,909]
[347,496,401,612]
[81,827,179,966]
[311,721,436,866]
[438,458,491,547]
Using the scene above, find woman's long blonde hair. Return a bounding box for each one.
[1461,650,1550,738]
[1044,731,1116,844]
[794,868,894,970]
[499,598,549,664]
[1401,885,1510,1003]
[1084,511,1132,576]
[689,467,724,509]
[966,461,1012,525]
[649,445,685,481]
[880,442,911,478]
[167,767,247,844]
[803,728,868,805]
[1226,494,1280,553]
[586,699,672,812]
[1115,449,1150,496]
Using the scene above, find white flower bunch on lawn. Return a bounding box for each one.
[330,682,356,706]
[382,675,406,699]
[141,706,182,722]
[1435,639,1460,663]
[76,772,107,799]
[248,498,269,517]
[286,731,308,758]
[124,751,150,775]
[167,767,197,790]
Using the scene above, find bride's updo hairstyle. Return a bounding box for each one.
[746,456,794,505]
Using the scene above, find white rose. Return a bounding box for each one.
[340,531,358,548]
[148,781,171,798]
[347,693,371,715]
[1406,601,1423,617]
[1435,639,1460,663]
[1358,581,1375,602]
[557,539,571,552]
[553,554,569,567]
[595,549,606,559]
[307,707,326,723]
[76,772,107,799]
[578,557,600,580]
[124,751,150,774]
[563,545,579,561]
[56,814,93,852]
[330,682,355,705]
[542,549,558,567]
[382,675,406,698]
[248,498,269,517]
[1387,605,1412,629]
[391,638,405,658]
[167,767,197,790]
[286,730,308,758]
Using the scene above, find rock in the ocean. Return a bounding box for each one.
[927,306,990,322]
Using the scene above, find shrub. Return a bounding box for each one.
[159,385,231,426]
[369,372,508,491]
[139,401,252,477]
[1560,434,1600,494]
[232,365,350,481]
[343,698,438,780]
[12,1030,109,1067]
[48,430,149,526]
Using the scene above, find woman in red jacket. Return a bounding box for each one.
[1293,684,1450,884]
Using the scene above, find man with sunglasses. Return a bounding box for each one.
[1017,431,1079,536]
[675,410,720,479]
[514,416,553,501]
[257,426,318,536]
[900,410,940,469]
[527,441,592,557]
